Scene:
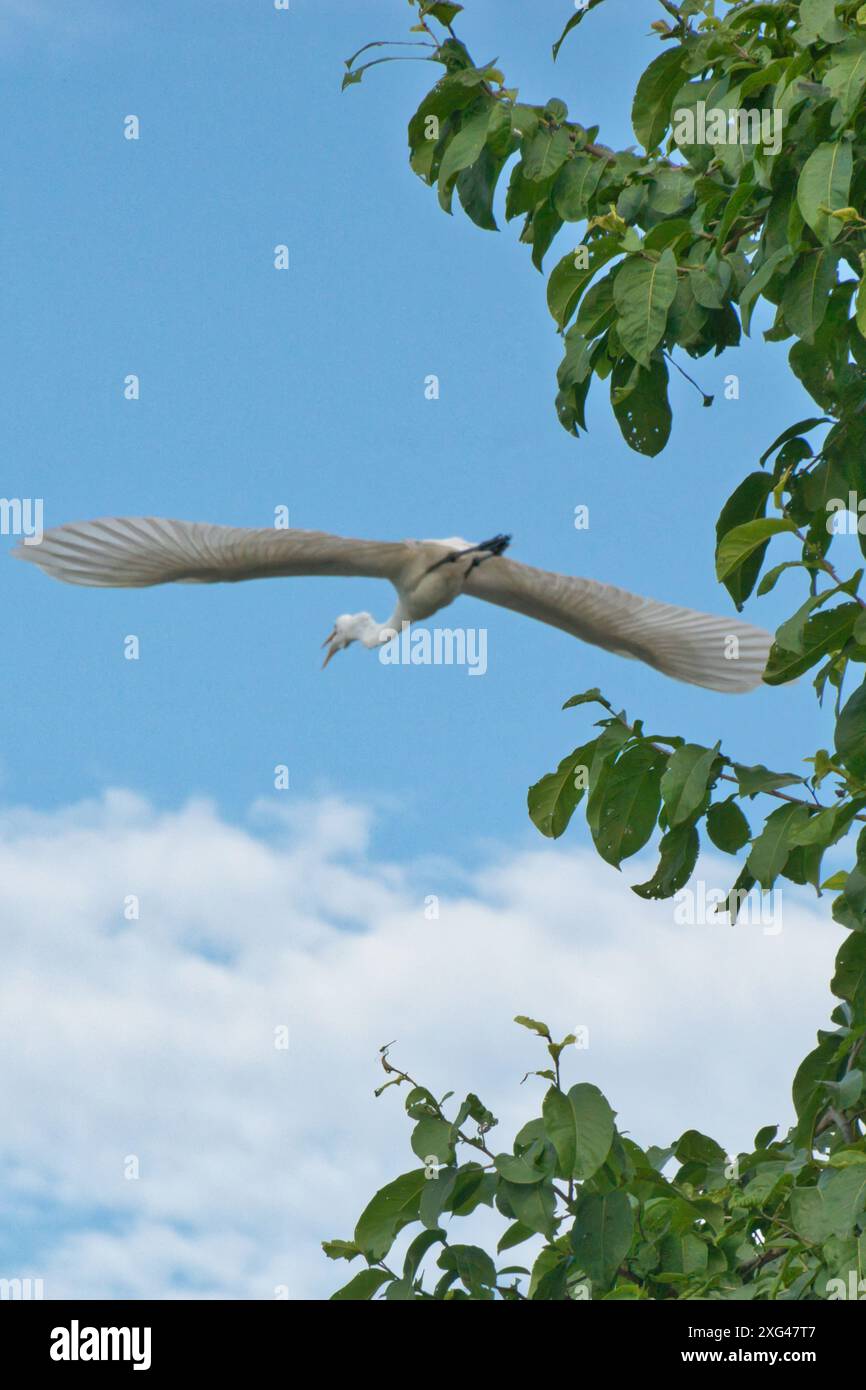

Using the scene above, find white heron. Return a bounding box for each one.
[15,516,772,692]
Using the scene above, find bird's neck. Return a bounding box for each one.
[353,613,397,649]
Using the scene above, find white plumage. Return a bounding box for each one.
[15,516,772,693]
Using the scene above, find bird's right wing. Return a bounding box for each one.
[14,517,415,588]
[464,556,772,693]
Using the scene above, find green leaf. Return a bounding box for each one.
[759,418,828,467]
[764,604,859,685]
[523,125,572,184]
[733,763,803,797]
[740,248,795,337]
[823,1165,866,1239]
[382,1278,414,1301]
[828,1068,865,1110]
[857,277,866,341]
[497,1221,534,1253]
[402,1227,445,1283]
[632,824,699,900]
[610,355,672,457]
[514,1015,551,1040]
[833,929,866,1003]
[543,1083,616,1181]
[456,143,508,230]
[675,1128,726,1166]
[557,329,595,390]
[437,1243,497,1293]
[659,1231,709,1279]
[644,218,692,254]
[715,472,775,608]
[660,743,719,829]
[408,69,497,178]
[354,1169,427,1261]
[645,168,695,220]
[498,1178,557,1238]
[834,850,866,930]
[494,1143,555,1185]
[575,275,616,338]
[528,200,564,272]
[330,1268,393,1301]
[322,1239,361,1262]
[715,180,757,253]
[690,266,726,311]
[527,736,599,839]
[797,140,853,245]
[547,235,621,330]
[590,741,666,867]
[715,518,797,583]
[438,105,494,212]
[571,1190,634,1288]
[789,1188,832,1245]
[836,680,866,779]
[553,153,605,221]
[789,797,866,848]
[828,1144,866,1166]
[411,1116,455,1165]
[757,561,806,596]
[632,48,687,152]
[747,803,812,890]
[562,687,611,711]
[506,159,547,220]
[726,865,759,925]
[790,285,858,410]
[825,41,866,125]
[796,0,847,46]
[613,250,678,369]
[420,2,464,23]
[552,0,607,60]
[706,798,752,854]
[781,249,839,344]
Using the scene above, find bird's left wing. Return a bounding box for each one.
[14,517,415,588]
[464,556,772,693]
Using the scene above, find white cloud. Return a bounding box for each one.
[0,790,843,1298]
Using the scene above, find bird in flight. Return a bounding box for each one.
[16,516,772,692]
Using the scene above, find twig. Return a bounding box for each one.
[664,351,713,407]
[740,1245,786,1275]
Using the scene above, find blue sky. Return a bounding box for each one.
[0,0,848,1300]
[4,0,823,856]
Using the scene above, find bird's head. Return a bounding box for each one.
[321,612,372,667]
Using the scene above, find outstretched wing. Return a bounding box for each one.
[464,556,772,693]
[14,517,414,588]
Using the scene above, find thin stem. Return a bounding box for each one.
[664,351,713,407]
[740,1245,786,1275]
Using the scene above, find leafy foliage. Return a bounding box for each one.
[325,1023,866,1299]
[334,0,866,1299]
[346,0,866,460]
